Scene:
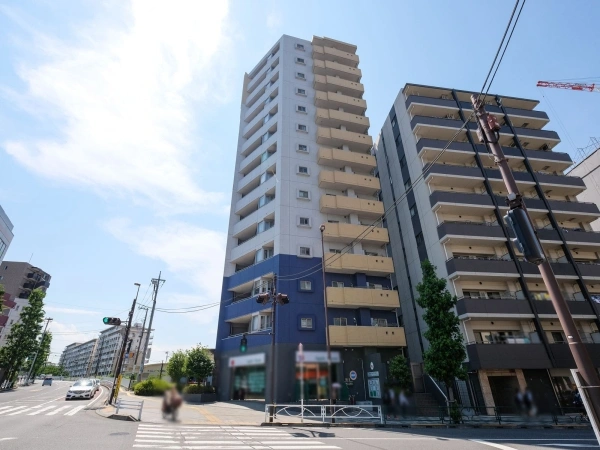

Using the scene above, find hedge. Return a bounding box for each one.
[133,378,173,396]
[182,384,215,395]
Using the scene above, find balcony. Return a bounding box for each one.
[324,253,394,276]
[457,297,533,317]
[312,36,356,55]
[234,177,276,217]
[317,147,376,172]
[313,60,362,82]
[486,168,585,197]
[533,299,598,317]
[313,75,364,98]
[548,343,600,368]
[237,159,276,195]
[317,127,372,152]
[239,145,276,176]
[467,343,551,370]
[312,45,359,67]
[437,221,505,243]
[319,195,384,219]
[425,164,484,190]
[316,108,369,134]
[321,222,389,245]
[430,191,495,215]
[241,120,278,157]
[246,53,279,94]
[329,325,406,347]
[315,91,366,115]
[545,199,600,222]
[326,287,399,309]
[446,256,519,280]
[245,84,279,124]
[232,200,276,237]
[318,170,380,195]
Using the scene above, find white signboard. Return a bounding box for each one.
[229,352,266,368]
[295,351,341,363]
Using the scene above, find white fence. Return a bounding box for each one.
[265,404,384,424]
[116,399,144,421]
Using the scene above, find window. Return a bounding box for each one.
[296,88,306,96]
[296,57,305,64]
[297,190,310,200]
[297,144,309,153]
[415,232,424,245]
[332,281,344,288]
[334,317,347,326]
[400,155,406,168]
[300,317,313,329]
[371,318,388,327]
[330,249,342,254]
[391,116,397,128]
[296,105,307,113]
[299,246,311,257]
[296,124,308,132]
[300,280,312,291]
[296,72,305,79]
[551,331,565,344]
[297,166,309,175]
[367,283,383,289]
[409,204,416,217]
[404,178,411,191]
[298,217,311,227]
[295,43,305,51]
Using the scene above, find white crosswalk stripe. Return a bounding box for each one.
[0,402,89,417]
[132,424,340,449]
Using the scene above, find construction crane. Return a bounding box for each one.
[537,80,600,93]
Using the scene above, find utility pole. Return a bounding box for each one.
[26,317,52,384]
[319,225,334,412]
[108,283,141,405]
[138,272,164,381]
[133,305,149,371]
[94,335,105,376]
[471,94,600,423]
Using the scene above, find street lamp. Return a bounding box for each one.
[319,224,334,409]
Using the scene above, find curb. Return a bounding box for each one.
[261,422,591,429]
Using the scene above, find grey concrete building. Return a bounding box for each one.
[60,339,98,378]
[0,262,51,347]
[374,83,600,412]
[0,205,14,263]
[569,146,600,231]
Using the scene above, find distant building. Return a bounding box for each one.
[0,262,51,347]
[60,339,98,378]
[569,146,600,231]
[0,205,13,263]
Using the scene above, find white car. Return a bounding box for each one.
[66,379,96,400]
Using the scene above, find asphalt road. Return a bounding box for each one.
[0,382,598,450]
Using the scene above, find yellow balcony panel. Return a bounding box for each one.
[312,36,357,55]
[324,253,394,276]
[313,75,364,98]
[312,45,359,67]
[317,147,376,172]
[319,195,384,219]
[315,91,367,115]
[322,222,389,245]
[329,326,406,347]
[317,127,373,152]
[316,108,369,134]
[326,287,400,309]
[313,60,362,82]
[318,170,380,195]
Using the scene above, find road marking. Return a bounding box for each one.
[539,445,599,448]
[8,407,36,415]
[28,405,57,415]
[0,406,13,412]
[0,406,27,415]
[471,440,519,450]
[0,438,17,442]
[86,386,106,408]
[135,439,180,444]
[46,405,71,415]
[64,405,86,416]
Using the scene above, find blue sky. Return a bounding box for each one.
[1,0,599,363]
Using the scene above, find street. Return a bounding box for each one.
[0,382,598,450]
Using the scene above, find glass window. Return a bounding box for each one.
[400,155,406,168]
[297,144,308,152]
[332,281,344,288]
[298,190,309,199]
[296,88,306,95]
[391,116,397,128]
[296,72,305,79]
[299,247,311,256]
[300,318,313,329]
[299,217,310,226]
[296,57,305,64]
[409,205,416,217]
[295,43,305,50]
[551,331,565,343]
[297,105,306,113]
[297,124,307,131]
[300,280,312,291]
[330,249,342,254]
[404,178,411,191]
[415,232,424,245]
[334,317,347,326]
[298,166,309,174]
[371,318,388,327]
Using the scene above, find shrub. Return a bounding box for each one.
[133,378,173,396]
[182,384,215,395]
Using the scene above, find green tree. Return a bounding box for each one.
[167,350,188,388]
[389,354,412,390]
[0,289,46,386]
[416,260,466,403]
[186,345,214,384]
[39,363,68,377]
[30,332,52,379]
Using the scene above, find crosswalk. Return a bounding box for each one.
[133,424,341,449]
[0,403,88,417]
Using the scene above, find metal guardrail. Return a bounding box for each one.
[438,405,591,426]
[116,399,144,421]
[265,404,384,424]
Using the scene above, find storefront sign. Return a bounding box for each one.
[368,378,381,398]
[295,351,341,363]
[367,371,379,378]
[229,353,265,368]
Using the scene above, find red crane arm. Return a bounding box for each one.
[537,81,600,93]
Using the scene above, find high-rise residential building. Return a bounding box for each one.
[375,83,600,412]
[569,145,600,231]
[215,35,405,403]
[60,339,98,378]
[0,262,51,347]
[0,205,14,263]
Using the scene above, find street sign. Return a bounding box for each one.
[367,371,379,378]
[349,370,357,381]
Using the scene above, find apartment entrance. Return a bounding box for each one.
[488,375,520,413]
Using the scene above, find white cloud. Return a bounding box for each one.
[104,218,226,299]
[45,306,99,315]
[2,0,233,211]
[48,321,100,363]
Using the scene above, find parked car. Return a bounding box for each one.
[66,379,96,400]
[42,376,53,386]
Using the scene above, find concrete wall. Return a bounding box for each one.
[570,147,600,231]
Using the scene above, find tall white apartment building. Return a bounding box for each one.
[215,35,404,403]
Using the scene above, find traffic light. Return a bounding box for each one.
[504,208,546,265]
[256,293,270,304]
[276,294,289,305]
[103,317,122,326]
[240,335,248,353]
